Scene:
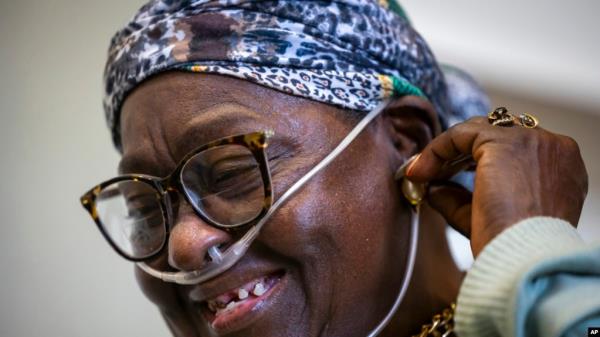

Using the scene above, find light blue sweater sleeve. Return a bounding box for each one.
[454,216,600,337]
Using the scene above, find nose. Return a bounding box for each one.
[168,204,231,271]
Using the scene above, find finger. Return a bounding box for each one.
[407,118,487,183]
[427,181,473,238]
[435,154,477,180]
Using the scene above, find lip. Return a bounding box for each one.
[199,272,286,334]
[187,263,285,301]
[185,260,288,335]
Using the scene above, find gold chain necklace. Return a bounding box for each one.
[411,303,456,337]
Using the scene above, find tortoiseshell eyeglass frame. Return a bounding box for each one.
[79,130,274,262]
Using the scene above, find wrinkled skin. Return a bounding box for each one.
[407,117,588,256]
[118,72,587,337]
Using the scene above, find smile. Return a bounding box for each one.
[198,271,285,333]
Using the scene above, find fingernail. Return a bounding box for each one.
[406,154,421,177]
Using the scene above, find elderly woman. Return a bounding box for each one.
[81,1,600,336]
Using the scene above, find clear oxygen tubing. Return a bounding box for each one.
[137,99,393,284]
[365,205,419,337]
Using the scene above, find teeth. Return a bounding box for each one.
[206,278,272,314]
[208,301,217,312]
[252,282,266,296]
[215,301,237,317]
[238,288,249,300]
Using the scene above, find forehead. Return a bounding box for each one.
[118,72,353,175]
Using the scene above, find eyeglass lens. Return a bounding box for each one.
[95,180,166,259]
[181,144,265,227]
[94,144,266,260]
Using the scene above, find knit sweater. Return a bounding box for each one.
[455,217,600,337]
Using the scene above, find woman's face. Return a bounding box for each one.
[120,72,414,337]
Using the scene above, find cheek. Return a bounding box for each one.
[264,143,402,264]
[135,264,181,311]
[259,146,407,331]
[135,267,214,337]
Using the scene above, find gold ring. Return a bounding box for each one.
[518,113,539,128]
[488,107,539,128]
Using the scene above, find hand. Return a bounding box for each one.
[406,116,588,257]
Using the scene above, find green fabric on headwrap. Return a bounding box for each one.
[392,76,426,98]
[388,0,410,22]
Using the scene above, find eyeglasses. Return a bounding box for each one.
[80,131,274,262]
[81,99,390,284]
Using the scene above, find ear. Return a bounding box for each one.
[382,95,441,161]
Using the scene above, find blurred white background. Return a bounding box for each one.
[0,1,598,336]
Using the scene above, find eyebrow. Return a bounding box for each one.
[118,153,159,176]
[175,104,263,150]
[118,102,269,176]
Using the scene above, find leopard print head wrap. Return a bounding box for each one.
[104,0,489,150]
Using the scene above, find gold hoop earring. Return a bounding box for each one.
[395,154,426,208]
